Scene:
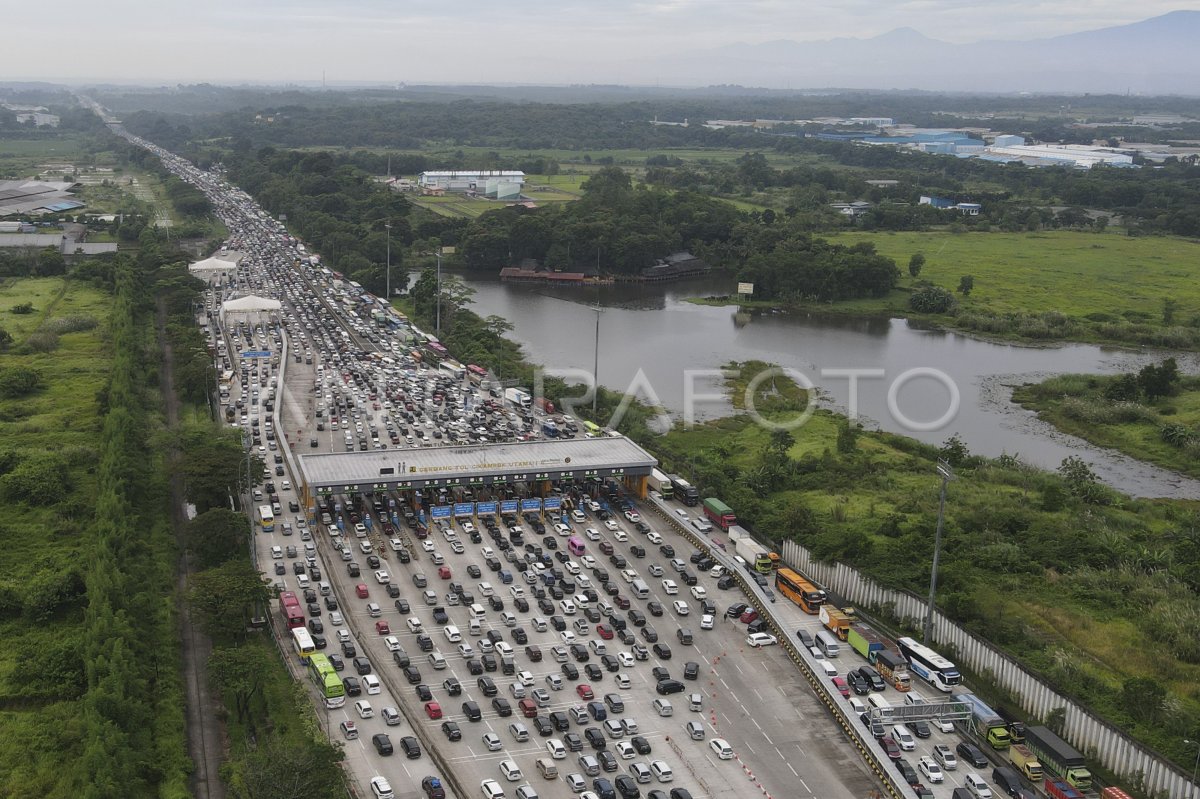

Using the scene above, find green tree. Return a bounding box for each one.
[909,285,956,314]
[836,420,858,454]
[179,423,262,512]
[767,428,794,457]
[10,301,33,314]
[186,508,252,569]
[209,645,274,723]
[958,275,975,296]
[33,246,66,277]
[1138,358,1179,402]
[1,452,69,505]
[188,560,272,643]
[483,314,514,337]
[938,434,970,467]
[908,252,925,279]
[1121,677,1166,723]
[0,366,43,398]
[229,734,345,799]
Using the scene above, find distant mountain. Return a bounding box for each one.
[630,11,1200,93]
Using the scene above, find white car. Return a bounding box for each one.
[617,652,635,667]
[700,614,715,630]
[384,635,402,652]
[450,540,465,554]
[661,580,679,595]
[649,760,673,783]
[615,673,632,688]
[510,585,527,598]
[270,546,283,559]
[546,738,567,759]
[337,629,352,644]
[648,564,665,577]
[918,756,944,783]
[691,519,713,533]
[580,555,597,568]
[621,569,638,584]
[709,738,734,760]
[613,530,628,542]
[672,600,689,616]
[560,630,577,644]
[673,509,688,519]
[483,732,503,751]
[363,674,381,694]
[374,569,390,584]
[355,700,374,718]
[444,625,462,642]
[646,531,663,545]
[560,600,577,615]
[554,523,572,536]
[603,519,620,532]
[572,509,586,523]
[584,528,601,541]
[624,510,641,523]
[563,561,580,576]
[458,642,475,657]
[689,585,707,600]
[616,741,636,759]
[407,617,423,633]
[421,539,436,552]
[369,776,394,799]
[518,670,535,686]
[499,760,523,782]
[480,780,505,799]
[746,632,778,647]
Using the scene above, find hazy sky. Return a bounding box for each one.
[3,0,1191,84]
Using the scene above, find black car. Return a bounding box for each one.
[628,609,646,627]
[630,545,646,559]
[659,545,675,558]
[481,654,498,673]
[312,633,327,650]
[372,733,393,755]
[615,775,640,799]
[564,732,584,752]
[416,634,434,652]
[366,555,381,569]
[846,671,871,695]
[726,602,748,619]
[478,676,498,697]
[895,758,919,786]
[324,595,339,610]
[400,736,422,759]
[466,658,483,675]
[415,683,433,701]
[550,711,571,731]
[462,701,482,721]
[717,575,737,590]
[631,735,651,755]
[856,665,886,692]
[308,619,324,634]
[274,562,285,575]
[652,643,672,660]
[562,663,580,680]
[514,597,530,613]
[533,716,554,736]
[601,655,620,673]
[441,720,462,741]
[641,627,659,643]
[343,676,361,696]
[909,720,932,739]
[647,602,664,617]
[957,741,989,768]
[571,644,590,662]
[341,641,357,658]
[432,606,449,624]
[394,598,410,614]
[467,564,482,578]
[443,677,462,696]
[352,656,372,675]
[656,679,685,695]
[683,661,699,680]
[651,666,671,682]
[584,663,603,681]
[598,750,619,772]
[404,665,422,684]
[585,727,607,750]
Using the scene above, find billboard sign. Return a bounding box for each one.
[543,497,562,511]
[476,501,498,516]
[500,499,520,513]
[454,502,474,517]
[520,498,542,512]
[430,505,452,519]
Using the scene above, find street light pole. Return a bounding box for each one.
[923,459,955,644]
[385,222,392,302]
[435,250,442,337]
[592,304,601,415]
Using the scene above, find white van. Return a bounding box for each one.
[815,630,840,658]
[815,659,838,678]
[319,581,332,596]
[469,603,487,621]
[905,690,928,707]
[631,579,650,599]
[892,724,916,750]
[867,693,894,722]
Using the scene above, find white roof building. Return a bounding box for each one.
[982,144,1134,168]
[219,294,281,326]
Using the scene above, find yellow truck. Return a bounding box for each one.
[1008,743,1043,780]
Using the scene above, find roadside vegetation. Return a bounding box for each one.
[651,362,1200,775]
[1013,359,1200,479]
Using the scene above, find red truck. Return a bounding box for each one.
[1045,779,1084,799]
[534,397,555,414]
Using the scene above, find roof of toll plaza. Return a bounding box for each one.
[297,436,658,493]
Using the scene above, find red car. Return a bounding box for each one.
[355,583,369,599]
[376,620,391,635]
[424,701,442,720]
[614,595,631,610]
[880,736,901,760]
[438,565,452,580]
[599,542,614,556]
[576,684,594,700]
[830,676,849,698]
[596,624,614,640]
[739,610,759,624]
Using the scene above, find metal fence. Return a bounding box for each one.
[781,540,1194,799]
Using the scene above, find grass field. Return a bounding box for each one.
[0,277,114,795]
[827,229,1200,321]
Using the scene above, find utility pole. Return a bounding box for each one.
[923,460,955,643]
[385,222,392,301]
[592,304,601,415]
[435,250,443,337]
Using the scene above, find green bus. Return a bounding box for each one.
[582,421,602,436]
[307,654,346,708]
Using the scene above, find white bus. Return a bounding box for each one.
[867,692,895,722]
[291,627,316,660]
[258,504,275,532]
[896,637,961,693]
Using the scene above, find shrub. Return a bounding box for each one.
[24,330,59,352]
[909,285,956,314]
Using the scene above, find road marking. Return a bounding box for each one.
[720,678,731,691]
[733,660,744,674]
[762,732,773,745]
[787,762,798,776]
[751,718,762,731]
[800,778,811,792]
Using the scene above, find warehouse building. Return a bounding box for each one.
[418,171,525,199]
[980,144,1135,168]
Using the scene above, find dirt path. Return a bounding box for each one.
[156,297,226,799]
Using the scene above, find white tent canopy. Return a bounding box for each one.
[219,294,282,327]
[188,256,239,274]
